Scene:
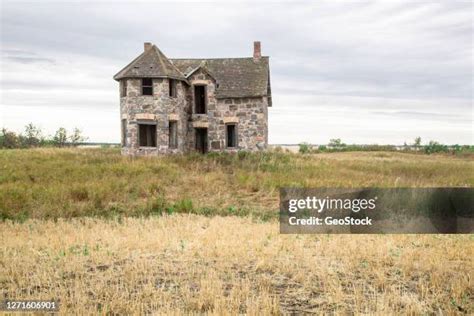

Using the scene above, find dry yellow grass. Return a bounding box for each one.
[1,149,473,314]
[1,216,473,315]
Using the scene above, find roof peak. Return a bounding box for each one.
[113,42,186,81]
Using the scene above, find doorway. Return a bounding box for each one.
[195,128,208,153]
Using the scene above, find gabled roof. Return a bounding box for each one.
[171,57,270,99]
[113,43,271,99]
[184,62,216,81]
[114,45,186,81]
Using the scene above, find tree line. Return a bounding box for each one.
[298,138,473,155]
[0,123,88,149]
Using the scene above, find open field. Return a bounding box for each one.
[1,149,473,314]
[1,217,473,314]
[1,148,473,221]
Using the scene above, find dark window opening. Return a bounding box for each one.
[169,79,177,98]
[121,80,127,97]
[169,121,178,148]
[194,85,206,114]
[195,128,208,153]
[138,124,156,147]
[142,78,153,95]
[121,119,127,147]
[226,124,237,148]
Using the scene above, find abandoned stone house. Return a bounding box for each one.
[113,41,272,155]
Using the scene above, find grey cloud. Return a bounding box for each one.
[2,48,55,63]
[0,1,472,144]
[2,48,39,56]
[4,56,55,64]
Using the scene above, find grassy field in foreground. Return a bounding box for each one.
[0,148,473,221]
[1,216,473,314]
[1,149,473,314]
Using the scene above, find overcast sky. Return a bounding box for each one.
[1,0,472,144]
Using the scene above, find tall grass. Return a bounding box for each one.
[0,148,472,221]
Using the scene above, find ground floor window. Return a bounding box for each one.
[169,121,178,148]
[121,119,127,147]
[226,124,237,148]
[138,123,156,147]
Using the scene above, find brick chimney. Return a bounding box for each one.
[144,42,152,52]
[253,41,261,60]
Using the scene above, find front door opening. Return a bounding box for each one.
[226,124,237,148]
[169,121,178,149]
[194,85,206,114]
[138,123,156,147]
[195,128,208,153]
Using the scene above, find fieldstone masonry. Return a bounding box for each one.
[114,42,272,156]
[120,78,188,155]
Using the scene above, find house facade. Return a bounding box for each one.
[114,41,272,155]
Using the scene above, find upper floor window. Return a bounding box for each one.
[120,80,127,97]
[169,79,177,98]
[194,85,206,114]
[142,78,153,95]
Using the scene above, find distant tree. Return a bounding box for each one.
[318,145,327,152]
[413,137,422,151]
[0,128,22,149]
[23,123,43,147]
[69,127,87,146]
[329,138,345,147]
[53,127,68,147]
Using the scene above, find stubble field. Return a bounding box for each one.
[1,148,473,314]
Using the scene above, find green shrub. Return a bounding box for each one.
[424,141,448,154]
[238,150,250,160]
[149,195,167,215]
[298,142,311,154]
[174,198,194,213]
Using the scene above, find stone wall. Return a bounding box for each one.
[215,97,268,151]
[120,78,188,156]
[120,71,269,156]
[185,69,217,152]
[185,69,268,153]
